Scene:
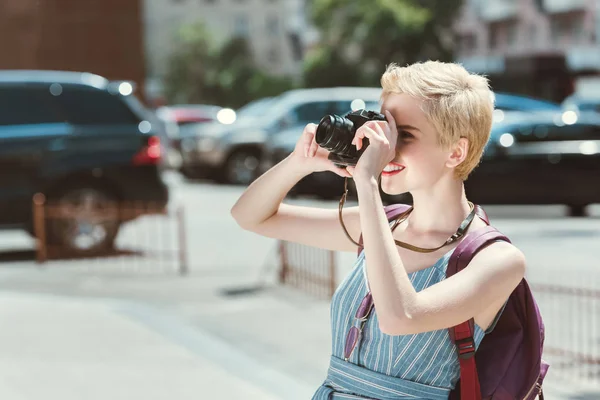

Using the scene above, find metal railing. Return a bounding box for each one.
[278,240,337,298]
[32,193,188,275]
[532,282,600,382]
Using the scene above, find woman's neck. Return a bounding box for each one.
[405,179,471,236]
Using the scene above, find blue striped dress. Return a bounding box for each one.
[312,244,501,400]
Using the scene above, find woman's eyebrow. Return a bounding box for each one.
[396,124,421,132]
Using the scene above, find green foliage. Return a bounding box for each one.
[304,0,463,86]
[164,22,296,108]
[302,46,364,88]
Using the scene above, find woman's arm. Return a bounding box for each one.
[355,177,525,336]
[230,123,363,252]
[348,112,524,336]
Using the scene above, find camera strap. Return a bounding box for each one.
[338,177,477,253]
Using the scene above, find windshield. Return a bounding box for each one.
[237,97,277,119]
[364,101,381,111]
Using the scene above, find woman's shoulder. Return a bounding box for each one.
[471,215,524,257]
[468,231,527,277]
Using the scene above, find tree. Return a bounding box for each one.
[305,0,464,85]
[164,21,296,108]
[302,46,363,88]
[163,22,215,105]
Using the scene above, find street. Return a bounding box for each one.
[0,173,599,399]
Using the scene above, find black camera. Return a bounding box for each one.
[315,109,387,168]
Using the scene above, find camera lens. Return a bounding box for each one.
[315,115,355,155]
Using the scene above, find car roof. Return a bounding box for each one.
[279,87,383,102]
[0,70,109,89]
[492,110,600,132]
[493,92,560,110]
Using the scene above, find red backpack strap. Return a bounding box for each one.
[357,204,411,256]
[447,226,511,400]
[474,204,490,225]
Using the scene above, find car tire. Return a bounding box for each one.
[223,149,261,185]
[46,186,121,256]
[568,204,588,218]
[181,166,207,180]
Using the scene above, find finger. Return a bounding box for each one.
[384,111,398,142]
[358,126,386,150]
[309,136,319,157]
[384,110,396,129]
[353,127,370,151]
[346,166,355,176]
[306,123,317,134]
[304,127,316,157]
[332,166,352,178]
[304,136,312,158]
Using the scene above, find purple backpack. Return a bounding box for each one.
[359,204,548,400]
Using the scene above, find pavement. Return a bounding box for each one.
[0,291,312,400]
[0,179,599,399]
[0,275,598,400]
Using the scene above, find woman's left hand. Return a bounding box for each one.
[347,110,398,183]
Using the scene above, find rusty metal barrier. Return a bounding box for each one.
[278,240,336,298]
[32,193,188,275]
[531,280,600,383]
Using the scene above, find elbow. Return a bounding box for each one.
[230,206,251,230]
[230,206,267,231]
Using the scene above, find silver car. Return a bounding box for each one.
[178,87,383,185]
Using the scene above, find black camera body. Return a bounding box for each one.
[315,109,387,168]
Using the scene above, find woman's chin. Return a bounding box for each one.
[380,181,405,196]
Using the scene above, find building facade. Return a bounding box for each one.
[143,0,317,102]
[0,0,146,96]
[454,0,599,101]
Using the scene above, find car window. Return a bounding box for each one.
[289,101,341,125]
[237,97,276,118]
[495,105,521,112]
[0,86,64,126]
[509,122,600,143]
[578,102,600,112]
[53,86,141,125]
[364,101,381,112]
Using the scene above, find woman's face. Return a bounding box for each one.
[379,93,453,195]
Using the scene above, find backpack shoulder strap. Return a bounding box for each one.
[447,225,511,400]
[356,204,411,256]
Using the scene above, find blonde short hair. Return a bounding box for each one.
[380,61,494,180]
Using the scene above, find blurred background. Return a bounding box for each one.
[0,0,599,399]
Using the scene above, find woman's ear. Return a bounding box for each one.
[446,137,469,169]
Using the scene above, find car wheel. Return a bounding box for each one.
[568,204,588,217]
[224,149,261,185]
[180,166,207,180]
[47,186,120,256]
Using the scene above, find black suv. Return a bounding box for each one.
[0,70,169,255]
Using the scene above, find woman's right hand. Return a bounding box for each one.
[290,123,352,178]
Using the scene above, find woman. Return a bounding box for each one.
[230,61,525,399]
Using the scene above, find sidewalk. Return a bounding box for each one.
[1,288,597,400]
[0,230,598,399]
[0,291,313,400]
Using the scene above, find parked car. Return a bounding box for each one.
[562,94,600,113]
[0,70,170,255]
[178,96,276,180]
[262,99,382,199]
[178,87,383,184]
[466,110,600,216]
[157,104,223,126]
[156,104,224,169]
[262,93,583,205]
[493,92,561,112]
